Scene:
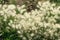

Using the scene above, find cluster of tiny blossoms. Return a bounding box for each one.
[0,1,60,40]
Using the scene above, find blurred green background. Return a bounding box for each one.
[0,0,60,5]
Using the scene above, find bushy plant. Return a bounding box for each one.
[0,1,60,40]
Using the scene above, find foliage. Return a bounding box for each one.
[0,1,60,40]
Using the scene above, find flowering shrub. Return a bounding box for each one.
[0,1,60,40]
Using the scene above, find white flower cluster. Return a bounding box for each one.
[0,1,60,40]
